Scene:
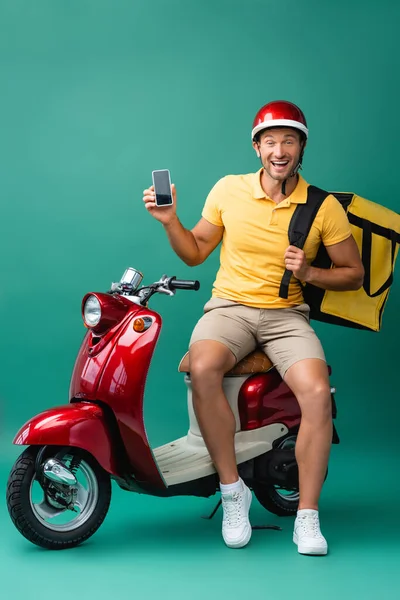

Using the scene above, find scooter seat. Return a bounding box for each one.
[178,349,274,377]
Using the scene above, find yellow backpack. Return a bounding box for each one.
[279,187,400,332]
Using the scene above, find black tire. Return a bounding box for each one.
[252,433,300,517]
[252,482,299,517]
[6,446,112,550]
[252,431,329,517]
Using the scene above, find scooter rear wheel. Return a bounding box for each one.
[252,435,329,517]
[6,446,111,550]
[252,434,299,516]
[252,483,299,516]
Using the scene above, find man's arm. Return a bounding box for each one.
[284,235,365,291]
[305,235,364,290]
[143,179,225,266]
[163,216,224,266]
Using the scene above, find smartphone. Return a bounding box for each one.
[152,169,173,207]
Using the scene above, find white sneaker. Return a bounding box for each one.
[293,509,328,555]
[221,481,252,548]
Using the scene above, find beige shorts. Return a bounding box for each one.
[189,297,326,378]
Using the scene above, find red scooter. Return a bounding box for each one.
[6,267,339,550]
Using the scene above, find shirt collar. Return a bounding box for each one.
[252,168,309,204]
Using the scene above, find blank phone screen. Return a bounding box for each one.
[153,170,173,206]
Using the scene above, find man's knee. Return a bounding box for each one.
[299,380,332,421]
[309,380,331,400]
[189,341,235,386]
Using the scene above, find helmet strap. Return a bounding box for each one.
[281,148,304,195]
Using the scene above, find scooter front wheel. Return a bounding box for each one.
[6,446,111,550]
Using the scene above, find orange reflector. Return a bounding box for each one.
[133,318,146,333]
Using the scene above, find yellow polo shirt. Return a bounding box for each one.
[202,170,352,308]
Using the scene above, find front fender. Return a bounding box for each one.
[13,402,121,477]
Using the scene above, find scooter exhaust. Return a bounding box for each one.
[42,458,77,486]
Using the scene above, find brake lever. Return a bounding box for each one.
[154,275,176,296]
[157,287,175,296]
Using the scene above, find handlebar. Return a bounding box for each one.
[111,272,200,302]
[169,277,200,291]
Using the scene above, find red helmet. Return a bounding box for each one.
[251,100,308,140]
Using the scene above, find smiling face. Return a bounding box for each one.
[253,127,305,182]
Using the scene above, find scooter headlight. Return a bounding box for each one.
[84,295,101,327]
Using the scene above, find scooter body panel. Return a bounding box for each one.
[69,295,142,400]
[238,370,302,430]
[153,422,290,486]
[12,402,121,476]
[69,299,166,487]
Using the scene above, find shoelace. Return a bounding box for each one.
[222,492,245,527]
[297,514,324,538]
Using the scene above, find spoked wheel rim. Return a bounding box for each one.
[30,453,99,532]
[273,435,299,502]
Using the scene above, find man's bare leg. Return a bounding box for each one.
[284,358,332,555]
[284,358,332,509]
[189,339,253,548]
[189,340,237,484]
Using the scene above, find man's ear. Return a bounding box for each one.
[252,139,261,157]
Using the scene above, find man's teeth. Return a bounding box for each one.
[272,161,289,165]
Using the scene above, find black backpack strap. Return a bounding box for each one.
[278,185,330,299]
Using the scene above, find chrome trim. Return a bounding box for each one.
[43,458,77,486]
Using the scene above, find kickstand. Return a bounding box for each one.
[201,499,222,520]
[252,524,282,531]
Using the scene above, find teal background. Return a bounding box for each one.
[0,1,399,598]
